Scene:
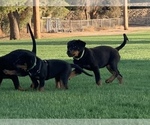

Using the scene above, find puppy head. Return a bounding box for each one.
[67,39,86,57]
[14,54,35,71]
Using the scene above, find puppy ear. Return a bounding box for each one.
[77,40,86,48]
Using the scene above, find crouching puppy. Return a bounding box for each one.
[1,23,36,90]
[67,34,128,85]
[2,50,36,90]
[10,53,92,91]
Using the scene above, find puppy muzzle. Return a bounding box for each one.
[67,50,73,57]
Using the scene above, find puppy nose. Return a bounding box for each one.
[67,50,70,54]
[67,50,72,57]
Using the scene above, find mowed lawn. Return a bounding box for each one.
[0,31,150,119]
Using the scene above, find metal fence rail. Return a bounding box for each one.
[41,18,123,33]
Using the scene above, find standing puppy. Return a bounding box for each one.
[10,54,92,91]
[67,34,128,85]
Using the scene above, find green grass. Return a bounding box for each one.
[0,31,150,118]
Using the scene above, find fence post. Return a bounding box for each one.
[56,18,59,32]
[70,20,73,32]
[123,0,129,30]
[46,18,48,32]
[110,19,111,27]
[101,19,103,27]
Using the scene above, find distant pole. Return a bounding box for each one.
[123,0,128,30]
[33,0,41,39]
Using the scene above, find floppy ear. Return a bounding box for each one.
[77,40,86,48]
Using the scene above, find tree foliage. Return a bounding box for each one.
[0,6,31,34]
[40,7,69,19]
[65,0,122,20]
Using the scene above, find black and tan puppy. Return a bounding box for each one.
[1,23,36,90]
[67,34,128,85]
[11,53,92,91]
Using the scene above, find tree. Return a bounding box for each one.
[8,10,20,40]
[0,6,32,35]
[0,0,28,40]
[0,6,20,39]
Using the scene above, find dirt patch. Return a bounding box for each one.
[1,26,150,40]
[39,26,150,39]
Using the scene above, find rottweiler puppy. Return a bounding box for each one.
[1,23,36,90]
[67,34,128,85]
[8,53,93,91]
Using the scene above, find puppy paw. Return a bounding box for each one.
[105,79,112,83]
[105,75,116,83]
[30,83,34,88]
[64,85,68,89]
[117,76,123,84]
[30,83,39,90]
[56,82,61,89]
[17,86,25,91]
[39,87,44,91]
[96,80,102,85]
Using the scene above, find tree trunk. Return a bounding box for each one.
[8,10,20,40]
[84,6,91,20]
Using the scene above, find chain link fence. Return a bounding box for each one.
[129,17,150,26]
[41,18,123,33]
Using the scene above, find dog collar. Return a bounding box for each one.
[27,57,37,71]
[74,49,85,60]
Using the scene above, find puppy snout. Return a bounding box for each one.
[67,50,72,57]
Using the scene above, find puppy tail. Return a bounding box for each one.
[115,34,129,51]
[70,64,93,77]
[27,23,36,54]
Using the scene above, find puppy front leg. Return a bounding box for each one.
[39,79,45,91]
[30,77,39,90]
[11,75,24,91]
[69,70,78,80]
[93,68,102,85]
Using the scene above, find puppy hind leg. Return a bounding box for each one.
[60,75,69,89]
[55,77,61,89]
[0,77,2,85]
[117,72,123,84]
[106,65,123,84]
[105,65,118,83]
[105,72,116,83]
[106,65,113,80]
[60,67,71,89]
